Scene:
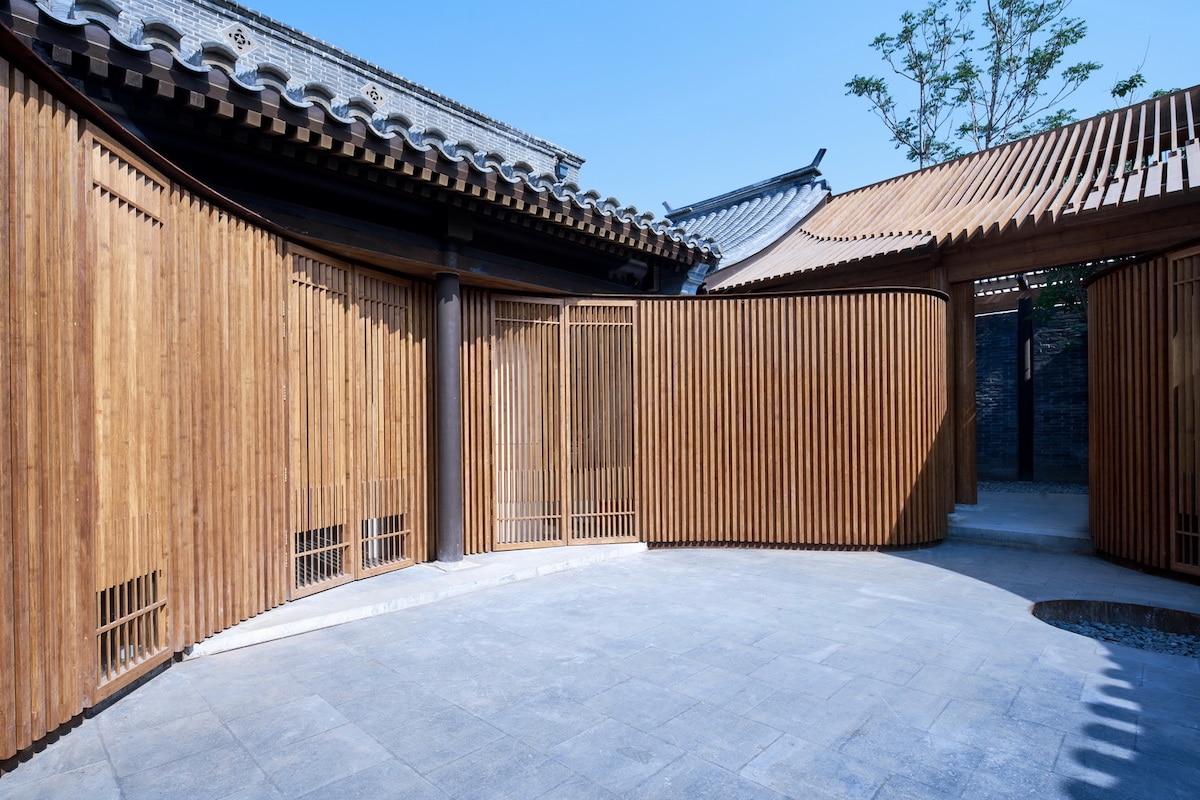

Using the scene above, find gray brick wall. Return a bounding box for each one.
[976,312,1018,480]
[62,0,583,181]
[1031,311,1089,483]
[975,308,1088,483]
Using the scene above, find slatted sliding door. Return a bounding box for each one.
[492,298,637,550]
[1172,246,1200,576]
[288,249,420,598]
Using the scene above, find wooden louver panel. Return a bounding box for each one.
[1172,249,1200,576]
[287,253,422,596]
[493,299,564,548]
[567,303,637,543]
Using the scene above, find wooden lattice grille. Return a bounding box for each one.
[96,567,164,686]
[492,299,638,549]
[1172,248,1200,575]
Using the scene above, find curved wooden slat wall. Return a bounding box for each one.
[637,292,952,548]
[0,62,296,752]
[1089,251,1200,577]
[1088,258,1172,570]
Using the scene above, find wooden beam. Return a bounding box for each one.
[943,203,1200,282]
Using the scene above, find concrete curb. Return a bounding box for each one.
[186,542,648,658]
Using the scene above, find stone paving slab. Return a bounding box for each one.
[3,542,1200,799]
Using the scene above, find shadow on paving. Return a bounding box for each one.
[890,545,1200,800]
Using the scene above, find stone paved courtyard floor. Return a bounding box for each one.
[2,542,1199,799]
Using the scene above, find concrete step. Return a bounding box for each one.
[947,522,1094,554]
[947,490,1092,554]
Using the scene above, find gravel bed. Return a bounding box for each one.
[978,480,1087,495]
[1047,619,1200,657]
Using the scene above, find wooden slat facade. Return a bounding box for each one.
[2,62,91,759]
[636,292,952,547]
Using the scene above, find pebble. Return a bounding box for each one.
[1048,619,1200,658]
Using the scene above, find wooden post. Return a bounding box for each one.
[951,282,978,504]
[435,268,464,563]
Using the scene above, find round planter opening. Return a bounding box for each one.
[1031,600,1200,658]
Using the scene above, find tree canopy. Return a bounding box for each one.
[847,0,1105,167]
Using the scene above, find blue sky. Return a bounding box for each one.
[245,0,1197,216]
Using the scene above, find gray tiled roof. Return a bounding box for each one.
[42,0,583,183]
[25,0,715,252]
[666,151,830,269]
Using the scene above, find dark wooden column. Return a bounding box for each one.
[435,268,464,563]
[951,282,978,504]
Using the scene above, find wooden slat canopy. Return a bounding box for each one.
[711,88,1200,291]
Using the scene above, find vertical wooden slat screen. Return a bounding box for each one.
[1089,257,1172,569]
[488,298,640,550]
[409,281,435,563]
[1,63,91,756]
[492,299,566,549]
[170,195,289,649]
[461,288,495,555]
[1171,248,1200,576]
[567,302,638,543]
[636,291,951,548]
[355,271,420,577]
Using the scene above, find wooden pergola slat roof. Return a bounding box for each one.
[709,88,1200,292]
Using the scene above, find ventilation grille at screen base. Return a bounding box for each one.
[97,570,166,687]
